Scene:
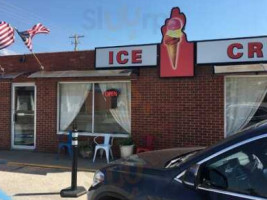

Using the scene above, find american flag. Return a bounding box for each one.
[0,21,15,50]
[16,30,33,50]
[16,23,50,51]
[28,23,50,37]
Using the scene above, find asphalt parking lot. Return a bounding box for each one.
[0,163,93,200]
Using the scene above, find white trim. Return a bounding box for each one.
[214,64,267,74]
[198,186,267,200]
[224,76,227,138]
[12,83,36,87]
[56,82,60,134]
[11,85,14,149]
[92,83,95,134]
[34,84,37,150]
[58,80,131,84]
[57,80,131,136]
[57,131,129,138]
[11,83,36,150]
[184,181,194,186]
[174,171,185,183]
[224,74,267,78]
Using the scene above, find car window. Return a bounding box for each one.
[200,137,267,198]
[209,152,250,168]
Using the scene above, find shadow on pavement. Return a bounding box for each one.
[0,150,108,175]
[0,164,66,175]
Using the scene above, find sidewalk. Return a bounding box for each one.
[0,150,108,172]
[0,164,93,200]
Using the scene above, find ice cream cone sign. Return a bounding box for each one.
[164,18,183,70]
[160,7,194,77]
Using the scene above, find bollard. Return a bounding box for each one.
[60,130,87,198]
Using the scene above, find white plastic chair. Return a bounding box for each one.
[93,134,114,163]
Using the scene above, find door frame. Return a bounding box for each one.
[11,83,37,150]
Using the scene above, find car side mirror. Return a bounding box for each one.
[182,164,200,188]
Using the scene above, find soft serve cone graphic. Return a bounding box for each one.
[164,18,183,70]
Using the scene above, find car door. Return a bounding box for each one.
[196,136,267,200]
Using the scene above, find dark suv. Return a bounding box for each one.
[88,122,267,200]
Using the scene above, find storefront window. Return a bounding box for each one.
[225,76,267,136]
[59,82,131,135]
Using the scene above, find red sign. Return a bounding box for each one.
[104,89,119,97]
[160,8,194,77]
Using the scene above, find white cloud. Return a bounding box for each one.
[0,49,17,56]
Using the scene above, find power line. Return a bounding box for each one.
[69,34,84,51]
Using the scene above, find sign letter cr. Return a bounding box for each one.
[227,43,243,59]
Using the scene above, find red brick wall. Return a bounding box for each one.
[0,81,11,149]
[35,79,58,152]
[0,51,95,72]
[0,51,225,152]
[131,66,225,149]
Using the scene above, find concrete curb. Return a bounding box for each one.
[7,162,96,173]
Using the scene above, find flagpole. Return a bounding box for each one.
[14,24,49,71]
[31,51,44,70]
[0,65,4,78]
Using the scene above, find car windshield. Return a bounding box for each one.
[165,150,199,168]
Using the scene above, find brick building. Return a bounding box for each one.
[0,50,226,153]
[1,8,266,154]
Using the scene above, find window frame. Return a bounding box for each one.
[224,75,267,138]
[57,80,131,138]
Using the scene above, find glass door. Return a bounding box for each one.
[12,84,36,149]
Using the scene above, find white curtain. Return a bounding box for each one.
[60,83,91,131]
[16,96,21,111]
[226,77,267,136]
[31,93,34,111]
[99,83,131,133]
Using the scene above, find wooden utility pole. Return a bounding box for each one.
[69,34,84,51]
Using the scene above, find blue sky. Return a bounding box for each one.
[1,0,267,55]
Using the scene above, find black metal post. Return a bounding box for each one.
[60,130,87,198]
[71,130,78,190]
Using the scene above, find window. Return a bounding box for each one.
[225,76,267,136]
[200,137,267,198]
[58,82,131,135]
